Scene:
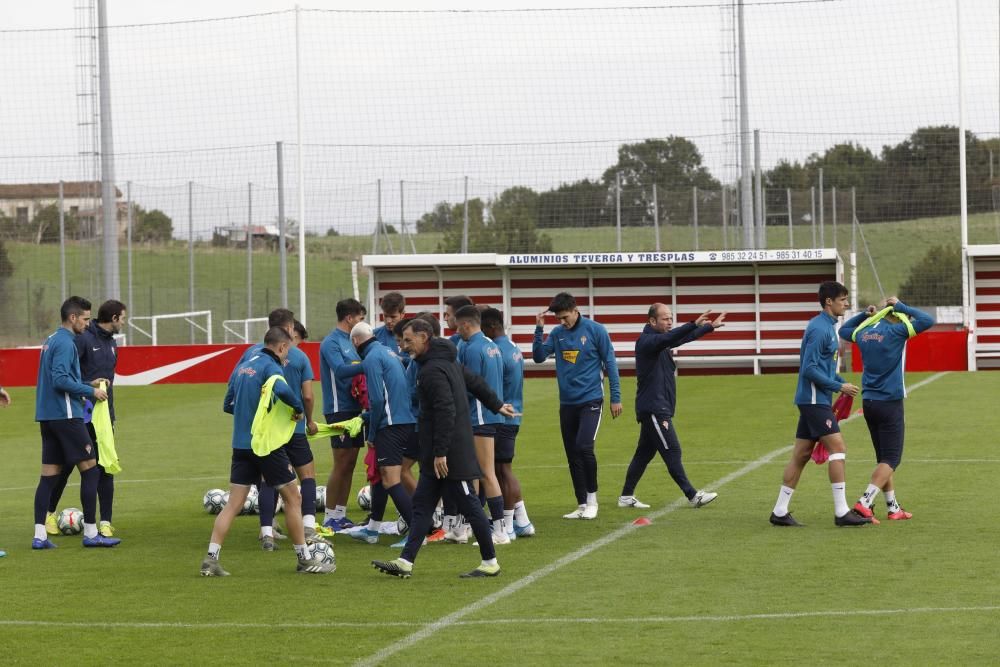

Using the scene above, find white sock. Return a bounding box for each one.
[294,543,309,559]
[399,557,412,566]
[303,514,316,529]
[83,522,98,539]
[367,519,381,532]
[492,519,504,535]
[442,515,455,532]
[260,525,273,538]
[831,482,849,517]
[860,484,880,508]
[331,505,346,520]
[483,558,498,567]
[772,485,794,517]
[513,500,529,525]
[208,542,221,559]
[503,509,515,532]
[34,524,47,541]
[885,490,900,512]
[586,492,597,506]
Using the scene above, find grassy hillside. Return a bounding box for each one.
[2,211,997,346]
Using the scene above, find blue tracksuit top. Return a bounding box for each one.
[838,302,934,401]
[35,327,96,421]
[319,327,364,415]
[239,343,315,435]
[794,312,846,406]
[74,320,119,422]
[358,338,416,440]
[493,335,524,426]
[374,324,410,366]
[457,331,505,426]
[404,358,421,427]
[634,321,714,418]
[223,348,303,450]
[533,316,621,405]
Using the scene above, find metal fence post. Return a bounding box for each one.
[59,180,66,302]
[247,182,253,319]
[615,171,622,252]
[652,183,660,251]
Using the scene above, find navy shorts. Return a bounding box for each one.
[283,432,314,468]
[402,428,420,462]
[374,424,414,467]
[862,399,905,469]
[40,419,96,466]
[472,423,498,437]
[495,424,519,463]
[795,404,840,440]
[326,411,365,449]
[230,447,296,488]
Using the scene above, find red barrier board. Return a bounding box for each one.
[850,330,968,372]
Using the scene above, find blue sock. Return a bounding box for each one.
[79,466,100,524]
[34,475,60,524]
[386,483,413,525]
[97,468,114,523]
[258,482,276,528]
[300,478,317,518]
[487,495,504,523]
[370,482,389,522]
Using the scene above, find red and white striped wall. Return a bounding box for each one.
[968,246,1000,370]
[364,250,842,375]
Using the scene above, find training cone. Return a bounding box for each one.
[632,517,651,526]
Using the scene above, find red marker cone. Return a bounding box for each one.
[632,517,651,526]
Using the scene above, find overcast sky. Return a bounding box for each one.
[1,0,997,236]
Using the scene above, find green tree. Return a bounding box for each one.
[0,238,13,278]
[133,206,174,242]
[31,204,80,244]
[898,244,962,307]
[602,137,720,226]
[438,198,486,252]
[416,201,453,233]
[487,186,552,253]
[537,179,612,229]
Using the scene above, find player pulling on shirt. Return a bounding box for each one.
[202,327,333,576]
[838,296,934,522]
[533,292,622,520]
[770,281,870,527]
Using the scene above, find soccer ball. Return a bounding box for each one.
[309,541,336,567]
[396,514,409,536]
[314,485,327,512]
[57,507,84,535]
[241,485,259,515]
[357,484,372,512]
[203,489,227,514]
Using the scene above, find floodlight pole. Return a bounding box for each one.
[97,0,119,300]
[295,4,307,325]
[957,0,970,332]
[737,0,754,249]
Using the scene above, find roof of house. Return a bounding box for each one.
[0,182,123,199]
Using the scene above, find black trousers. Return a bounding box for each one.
[402,472,495,563]
[622,413,696,500]
[559,401,603,504]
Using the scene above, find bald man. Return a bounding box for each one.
[619,303,725,510]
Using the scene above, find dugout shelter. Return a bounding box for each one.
[362,249,842,375]
[967,244,1000,370]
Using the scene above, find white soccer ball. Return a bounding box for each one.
[57,507,84,535]
[203,489,226,514]
[314,485,327,512]
[357,484,372,512]
[241,485,259,515]
[309,541,336,567]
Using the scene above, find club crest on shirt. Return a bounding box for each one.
[561,350,580,364]
[662,420,670,430]
[580,336,587,346]
[825,419,832,429]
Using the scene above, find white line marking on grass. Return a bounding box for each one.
[356,371,950,667]
[2,604,997,632]
[0,476,224,493]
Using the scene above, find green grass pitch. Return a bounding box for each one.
[1,372,998,664]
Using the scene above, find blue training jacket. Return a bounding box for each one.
[319,327,364,415]
[358,338,416,440]
[493,334,524,426]
[794,312,846,406]
[239,343,315,435]
[74,320,119,422]
[35,327,96,421]
[634,321,714,418]
[533,316,621,405]
[223,348,303,450]
[457,331,505,426]
[404,358,421,427]
[374,324,410,366]
[838,302,934,401]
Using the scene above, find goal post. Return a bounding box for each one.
[129,310,213,346]
[222,317,270,344]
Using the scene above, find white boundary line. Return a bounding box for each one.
[1,604,996,631]
[356,371,950,666]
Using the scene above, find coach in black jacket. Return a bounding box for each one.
[618,303,725,511]
[372,318,514,579]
